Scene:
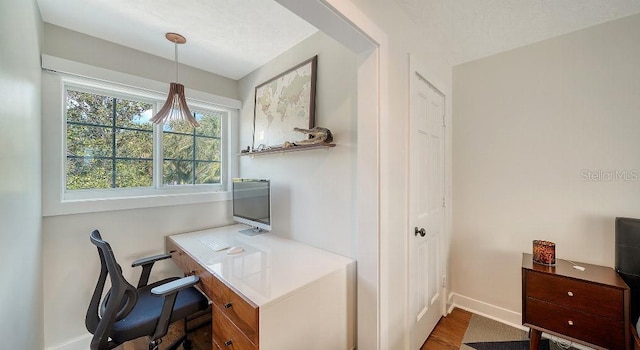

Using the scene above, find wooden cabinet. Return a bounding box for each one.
[522,253,630,350]
[166,225,355,350]
[167,240,258,350]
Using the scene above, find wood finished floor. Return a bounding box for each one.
[421,308,473,350]
[117,307,471,350]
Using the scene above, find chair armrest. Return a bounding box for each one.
[151,275,200,296]
[131,253,171,267]
[150,275,202,341]
[132,253,172,288]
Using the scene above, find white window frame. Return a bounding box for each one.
[42,55,241,216]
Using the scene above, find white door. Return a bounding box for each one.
[408,64,446,349]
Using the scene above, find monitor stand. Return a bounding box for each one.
[239,227,265,236]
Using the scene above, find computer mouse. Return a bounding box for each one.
[227,246,244,254]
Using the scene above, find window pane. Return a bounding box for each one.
[66,90,113,126]
[195,111,222,138]
[66,89,155,191]
[67,124,112,157]
[115,99,153,130]
[195,162,221,184]
[163,161,193,185]
[115,160,153,188]
[163,133,193,160]
[164,119,194,134]
[66,158,112,190]
[195,137,220,161]
[116,129,153,159]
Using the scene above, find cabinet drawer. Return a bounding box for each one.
[526,298,624,349]
[208,273,258,344]
[167,241,219,298]
[525,271,624,320]
[167,239,259,344]
[213,306,256,350]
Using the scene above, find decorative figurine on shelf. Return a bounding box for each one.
[283,127,334,148]
[241,146,251,153]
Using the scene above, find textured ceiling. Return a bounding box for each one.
[394,0,640,65]
[37,0,640,77]
[36,0,318,80]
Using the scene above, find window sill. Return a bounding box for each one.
[43,190,231,217]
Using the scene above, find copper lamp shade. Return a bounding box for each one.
[150,33,199,127]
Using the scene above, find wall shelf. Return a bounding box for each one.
[239,143,336,157]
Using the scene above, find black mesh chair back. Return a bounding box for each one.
[85,230,208,350]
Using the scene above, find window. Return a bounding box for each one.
[65,86,228,194]
[162,110,222,186]
[41,57,240,216]
[66,89,155,190]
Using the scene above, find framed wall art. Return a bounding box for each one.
[252,55,317,150]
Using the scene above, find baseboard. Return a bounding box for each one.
[45,334,91,350]
[450,293,594,350]
[450,292,525,330]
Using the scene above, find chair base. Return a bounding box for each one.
[154,306,211,350]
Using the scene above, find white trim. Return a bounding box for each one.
[41,56,241,216]
[451,292,524,330]
[44,334,91,350]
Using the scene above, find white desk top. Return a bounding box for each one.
[168,224,354,308]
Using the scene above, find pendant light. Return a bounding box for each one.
[150,33,199,127]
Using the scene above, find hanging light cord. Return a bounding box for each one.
[174,38,179,83]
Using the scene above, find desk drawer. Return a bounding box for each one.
[213,306,256,350]
[167,241,219,298]
[526,298,624,349]
[525,271,623,320]
[167,239,259,344]
[207,271,258,344]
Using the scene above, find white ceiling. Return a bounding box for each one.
[37,0,640,79]
[36,0,318,80]
[395,0,640,65]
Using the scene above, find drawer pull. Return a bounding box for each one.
[224,340,233,347]
[224,302,233,309]
[568,320,574,326]
[567,291,574,297]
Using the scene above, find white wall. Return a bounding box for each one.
[40,26,237,349]
[452,13,640,323]
[339,1,454,348]
[43,23,239,100]
[238,31,358,259]
[0,0,43,349]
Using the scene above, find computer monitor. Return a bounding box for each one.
[232,178,271,235]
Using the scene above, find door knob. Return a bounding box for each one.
[414,227,426,237]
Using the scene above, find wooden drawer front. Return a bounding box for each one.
[167,239,258,344]
[526,298,624,349]
[167,241,219,298]
[526,271,623,320]
[213,306,256,350]
[208,274,258,344]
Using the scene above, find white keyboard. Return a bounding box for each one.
[199,237,231,252]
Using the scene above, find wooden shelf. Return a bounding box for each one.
[239,143,336,157]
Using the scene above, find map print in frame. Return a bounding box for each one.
[253,56,317,149]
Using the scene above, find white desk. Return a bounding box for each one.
[166,225,355,350]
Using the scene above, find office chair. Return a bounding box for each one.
[86,230,209,350]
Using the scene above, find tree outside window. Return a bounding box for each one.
[65,88,222,191]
